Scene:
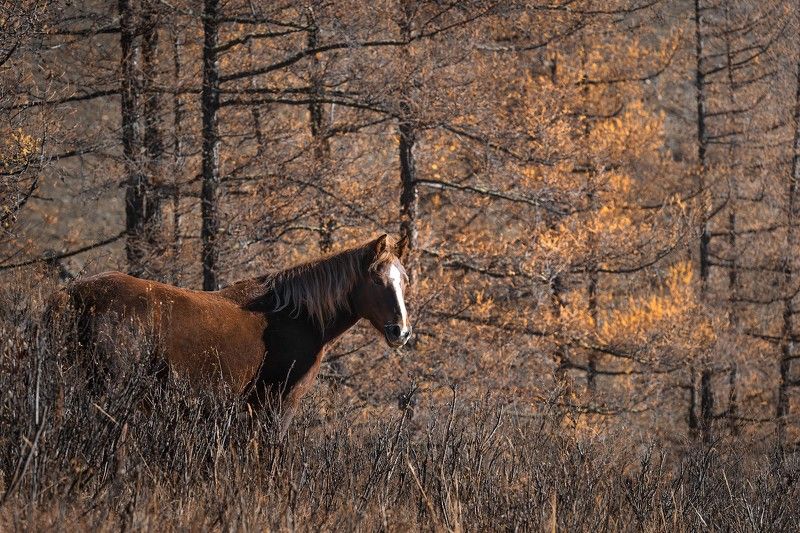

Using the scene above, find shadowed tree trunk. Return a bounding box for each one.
[689,368,699,431]
[587,265,598,392]
[120,0,146,278]
[778,35,800,447]
[307,9,334,253]
[201,0,221,291]
[247,40,266,156]
[541,47,571,395]
[579,38,599,394]
[694,0,714,444]
[694,0,709,273]
[700,369,714,445]
[723,0,739,436]
[171,28,184,286]
[399,106,417,266]
[397,4,418,280]
[727,196,739,435]
[141,1,163,267]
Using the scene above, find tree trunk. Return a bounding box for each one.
[141,1,162,261]
[728,364,738,435]
[723,0,739,436]
[397,4,418,279]
[694,0,709,287]
[700,368,714,445]
[247,40,266,156]
[587,272,598,392]
[120,0,146,278]
[580,38,598,394]
[688,367,698,433]
[778,42,800,447]
[201,0,221,291]
[694,0,714,443]
[307,11,334,253]
[171,29,184,285]
[552,275,571,389]
[399,105,418,269]
[727,203,739,435]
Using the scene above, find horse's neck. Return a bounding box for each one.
[321,306,360,345]
[264,296,359,351]
[234,265,363,347]
[244,283,363,409]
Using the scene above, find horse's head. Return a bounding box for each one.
[353,234,412,347]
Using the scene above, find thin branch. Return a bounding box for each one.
[416,177,566,215]
[0,231,125,271]
[1,89,120,111]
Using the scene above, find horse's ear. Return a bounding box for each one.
[396,233,409,258]
[373,234,389,255]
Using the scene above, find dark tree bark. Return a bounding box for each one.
[141,1,163,259]
[551,275,571,389]
[247,40,266,156]
[120,0,146,278]
[398,105,418,266]
[694,0,709,288]
[723,0,739,436]
[778,39,800,447]
[171,28,184,285]
[688,368,699,432]
[580,38,598,394]
[201,0,221,291]
[587,270,598,392]
[727,189,739,436]
[694,0,714,444]
[307,10,334,253]
[397,2,418,279]
[700,368,714,445]
[728,364,738,435]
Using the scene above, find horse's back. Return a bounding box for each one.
[65,271,267,393]
[69,270,227,321]
[69,271,150,316]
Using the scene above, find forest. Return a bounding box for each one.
[3,0,800,530]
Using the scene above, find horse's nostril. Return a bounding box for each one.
[385,324,402,339]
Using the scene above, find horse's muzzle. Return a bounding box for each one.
[384,323,411,347]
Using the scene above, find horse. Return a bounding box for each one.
[62,234,412,429]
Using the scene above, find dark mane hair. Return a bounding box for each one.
[244,237,400,328]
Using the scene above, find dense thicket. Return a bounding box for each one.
[3,0,800,528]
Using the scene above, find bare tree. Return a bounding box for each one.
[397,1,419,278]
[201,0,221,290]
[778,13,800,447]
[120,0,147,278]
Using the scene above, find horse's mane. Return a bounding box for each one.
[241,237,398,328]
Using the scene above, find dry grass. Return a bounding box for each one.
[1,275,800,532]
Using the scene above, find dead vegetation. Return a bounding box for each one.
[1,275,799,532]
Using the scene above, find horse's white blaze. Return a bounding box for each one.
[388,264,409,333]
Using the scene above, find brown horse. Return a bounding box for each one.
[64,234,411,426]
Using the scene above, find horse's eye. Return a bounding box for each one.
[370,270,383,284]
